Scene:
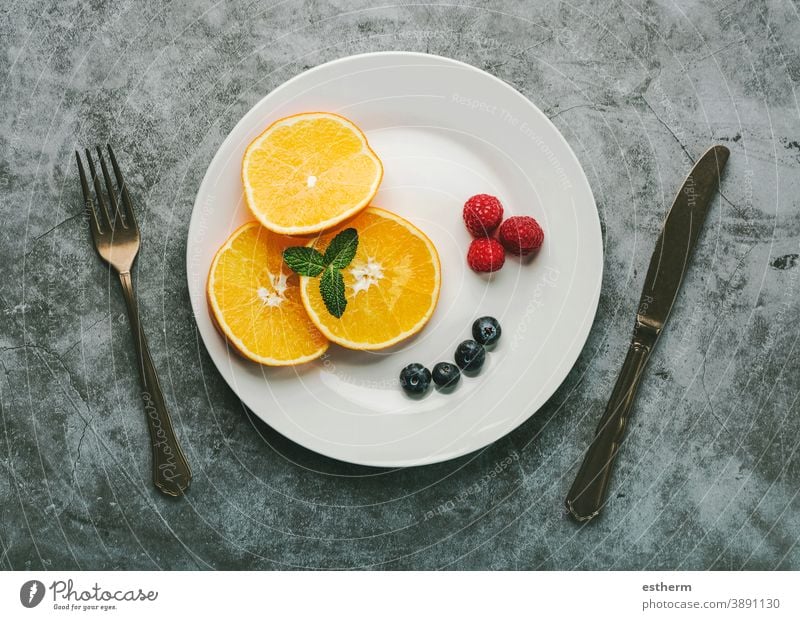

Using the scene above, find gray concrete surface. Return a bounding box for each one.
[1,0,799,569]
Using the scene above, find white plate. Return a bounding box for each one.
[186,52,602,467]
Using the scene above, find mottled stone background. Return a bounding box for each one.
[1,0,799,570]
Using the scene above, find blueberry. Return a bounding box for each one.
[432,362,461,388]
[454,340,486,372]
[399,363,432,395]
[472,316,501,346]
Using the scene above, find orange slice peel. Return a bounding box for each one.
[242,112,383,235]
[299,207,441,350]
[207,222,329,365]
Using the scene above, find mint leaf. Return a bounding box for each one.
[323,228,358,270]
[320,266,346,318]
[283,246,326,277]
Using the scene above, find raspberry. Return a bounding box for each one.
[467,237,505,272]
[498,216,544,256]
[463,194,504,237]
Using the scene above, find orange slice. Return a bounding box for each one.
[207,222,329,365]
[299,207,441,350]
[242,112,383,235]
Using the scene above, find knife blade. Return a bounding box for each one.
[565,144,730,522]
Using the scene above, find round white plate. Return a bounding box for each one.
[186,52,602,467]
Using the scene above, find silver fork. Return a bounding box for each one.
[76,145,191,497]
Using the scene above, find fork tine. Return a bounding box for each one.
[84,148,113,231]
[96,146,125,228]
[107,144,137,232]
[76,151,103,238]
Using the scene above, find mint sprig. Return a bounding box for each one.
[283,228,358,318]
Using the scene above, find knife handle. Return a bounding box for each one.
[566,338,652,522]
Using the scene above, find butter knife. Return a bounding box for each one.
[565,145,730,522]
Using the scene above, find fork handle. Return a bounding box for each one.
[119,271,192,497]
